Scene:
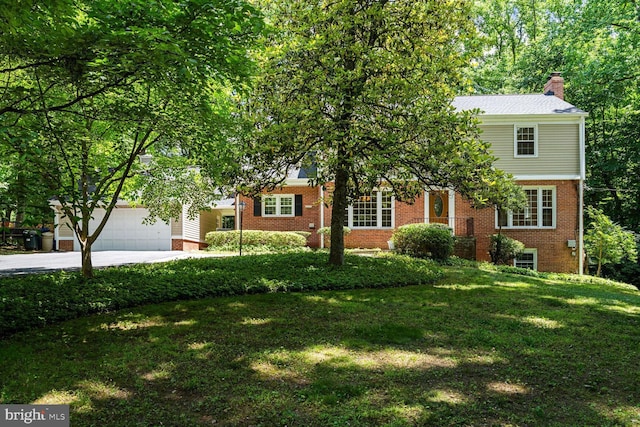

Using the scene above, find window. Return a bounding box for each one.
[345,190,393,228]
[262,195,294,217]
[221,215,235,229]
[497,186,555,229]
[515,249,537,270]
[514,125,537,157]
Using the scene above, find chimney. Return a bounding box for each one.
[544,72,564,100]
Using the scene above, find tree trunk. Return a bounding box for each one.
[80,240,94,279]
[329,163,349,267]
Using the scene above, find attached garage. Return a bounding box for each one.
[51,203,172,252]
[74,207,171,251]
[51,200,230,252]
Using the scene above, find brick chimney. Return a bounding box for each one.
[544,72,564,100]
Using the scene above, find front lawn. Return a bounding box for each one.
[1,254,639,426]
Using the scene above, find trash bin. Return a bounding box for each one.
[23,230,39,250]
[41,232,54,252]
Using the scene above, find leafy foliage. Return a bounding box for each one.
[1,263,639,425]
[391,223,455,261]
[0,123,55,230]
[489,233,525,265]
[584,207,637,276]
[205,230,310,250]
[236,0,524,266]
[0,0,264,277]
[0,252,442,337]
[470,0,640,233]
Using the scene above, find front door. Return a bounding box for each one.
[429,191,449,225]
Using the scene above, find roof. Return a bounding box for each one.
[287,164,317,180]
[452,94,587,116]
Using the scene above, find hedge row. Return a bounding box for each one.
[205,230,311,250]
[0,252,442,337]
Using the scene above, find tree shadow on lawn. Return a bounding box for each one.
[1,272,639,426]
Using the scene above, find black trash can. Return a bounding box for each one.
[23,230,40,250]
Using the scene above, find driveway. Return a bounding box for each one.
[0,251,200,276]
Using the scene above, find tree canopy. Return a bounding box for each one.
[0,0,264,277]
[470,0,640,233]
[234,0,524,266]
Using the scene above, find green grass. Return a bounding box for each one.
[1,254,639,426]
[0,252,440,336]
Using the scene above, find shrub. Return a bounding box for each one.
[0,252,442,337]
[205,230,308,250]
[489,234,525,265]
[391,223,455,261]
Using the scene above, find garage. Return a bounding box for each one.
[72,207,171,251]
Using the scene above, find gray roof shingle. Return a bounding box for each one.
[453,94,586,116]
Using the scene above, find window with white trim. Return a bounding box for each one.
[344,190,393,228]
[514,124,538,157]
[262,195,294,217]
[497,186,555,229]
[514,249,537,270]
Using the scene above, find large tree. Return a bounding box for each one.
[236,0,524,266]
[0,0,263,277]
[471,0,640,233]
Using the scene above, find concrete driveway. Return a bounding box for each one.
[0,251,199,276]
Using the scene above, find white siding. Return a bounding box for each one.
[182,210,200,242]
[171,216,182,236]
[481,124,580,176]
[57,215,74,238]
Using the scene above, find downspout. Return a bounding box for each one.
[579,116,586,275]
[320,185,325,248]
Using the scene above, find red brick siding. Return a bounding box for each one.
[239,186,322,247]
[58,240,73,251]
[456,180,580,273]
[324,194,426,249]
[239,181,581,273]
[172,239,207,251]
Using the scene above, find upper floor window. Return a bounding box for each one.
[497,186,555,229]
[514,124,538,157]
[345,190,393,229]
[263,195,294,217]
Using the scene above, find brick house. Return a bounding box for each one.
[236,73,587,273]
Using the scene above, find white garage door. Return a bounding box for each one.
[74,208,171,251]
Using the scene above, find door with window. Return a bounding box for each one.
[429,191,449,225]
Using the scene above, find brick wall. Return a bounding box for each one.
[171,239,207,251]
[58,240,73,251]
[323,193,426,249]
[240,186,323,247]
[239,180,581,273]
[456,180,580,273]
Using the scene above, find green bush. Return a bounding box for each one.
[0,252,442,337]
[489,234,525,265]
[391,223,455,261]
[205,230,308,250]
